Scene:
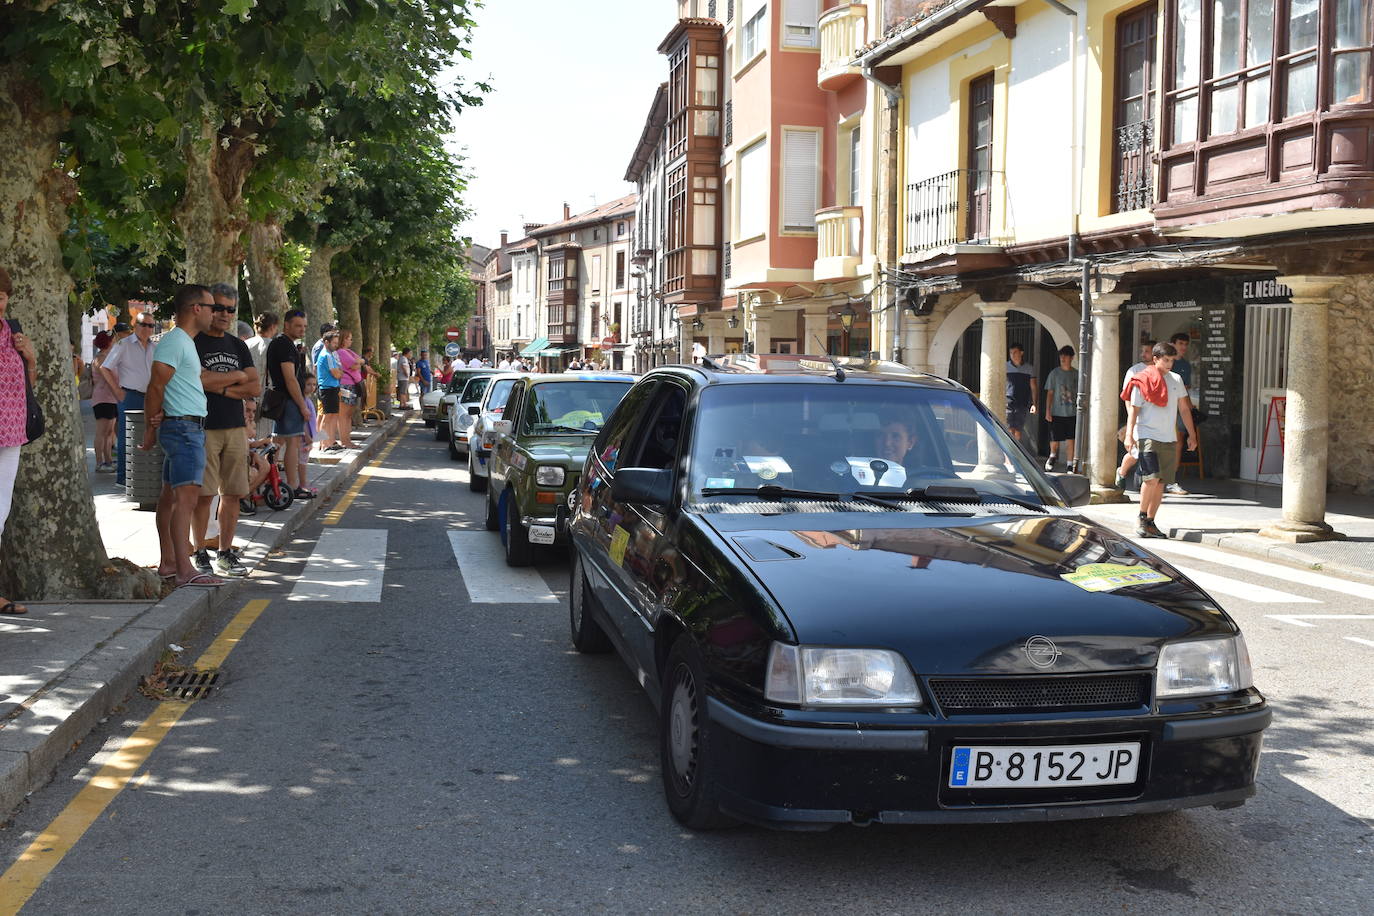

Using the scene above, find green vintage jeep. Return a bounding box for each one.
[484,373,635,565]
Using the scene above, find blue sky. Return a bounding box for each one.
[447,1,679,248]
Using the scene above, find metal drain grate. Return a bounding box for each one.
[160,669,222,701]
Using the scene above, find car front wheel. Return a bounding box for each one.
[468,446,487,492]
[484,484,500,531]
[569,552,612,653]
[504,495,534,567]
[435,420,447,441]
[661,636,734,830]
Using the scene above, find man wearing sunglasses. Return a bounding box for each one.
[188,283,259,578]
[100,309,162,486]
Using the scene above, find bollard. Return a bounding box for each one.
[124,410,163,511]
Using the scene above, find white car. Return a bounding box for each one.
[446,372,498,460]
[465,373,521,491]
[426,368,491,441]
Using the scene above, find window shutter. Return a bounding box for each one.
[739,140,768,240]
[784,0,818,45]
[782,130,818,231]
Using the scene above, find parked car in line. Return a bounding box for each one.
[446,372,497,460]
[567,357,1268,830]
[485,373,635,565]
[423,368,490,439]
[466,374,521,490]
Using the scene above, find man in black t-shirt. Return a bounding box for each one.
[191,285,260,577]
[267,310,311,498]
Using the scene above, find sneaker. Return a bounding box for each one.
[1044,456,1057,472]
[1135,518,1167,539]
[193,548,214,574]
[215,548,249,577]
[1166,482,1189,495]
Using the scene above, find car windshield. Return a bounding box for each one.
[688,383,1062,506]
[485,379,515,413]
[461,376,491,403]
[520,381,632,435]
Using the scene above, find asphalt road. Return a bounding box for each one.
[1,419,1371,914]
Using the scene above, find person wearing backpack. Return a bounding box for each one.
[0,267,39,614]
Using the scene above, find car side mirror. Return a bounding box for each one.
[1049,472,1092,507]
[493,420,513,436]
[468,405,481,415]
[611,468,673,505]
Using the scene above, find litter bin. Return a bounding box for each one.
[124,410,163,511]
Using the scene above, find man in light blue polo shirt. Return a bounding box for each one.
[141,284,218,587]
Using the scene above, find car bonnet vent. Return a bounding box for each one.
[732,537,803,562]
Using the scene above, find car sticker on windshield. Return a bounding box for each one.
[705,477,735,488]
[743,456,791,481]
[610,526,630,567]
[845,457,908,488]
[1060,563,1172,592]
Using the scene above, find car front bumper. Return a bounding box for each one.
[706,698,1269,829]
[518,503,571,543]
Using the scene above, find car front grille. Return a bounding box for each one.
[929,674,1150,714]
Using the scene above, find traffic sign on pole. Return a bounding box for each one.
[445,342,461,359]
[444,326,462,341]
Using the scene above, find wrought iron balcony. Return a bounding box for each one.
[1114,120,1155,213]
[818,4,867,91]
[904,168,1009,253]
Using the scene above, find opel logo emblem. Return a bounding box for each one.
[1023,635,1061,669]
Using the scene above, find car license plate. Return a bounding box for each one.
[528,525,556,545]
[948,742,1140,789]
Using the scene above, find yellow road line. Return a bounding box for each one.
[322,427,407,526]
[0,599,271,914]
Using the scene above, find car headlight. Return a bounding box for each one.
[765,643,922,707]
[535,466,565,486]
[457,412,475,429]
[1156,635,1252,699]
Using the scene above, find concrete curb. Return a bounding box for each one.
[0,413,411,817]
[1166,527,1374,586]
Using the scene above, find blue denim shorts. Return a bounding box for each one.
[274,398,305,438]
[158,418,207,488]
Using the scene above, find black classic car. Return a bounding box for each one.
[567,357,1268,830]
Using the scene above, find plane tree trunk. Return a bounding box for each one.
[246,218,290,317]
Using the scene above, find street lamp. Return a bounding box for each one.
[838,303,857,331]
[691,317,704,332]
[725,313,739,329]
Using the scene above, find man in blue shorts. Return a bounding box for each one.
[141,284,219,587]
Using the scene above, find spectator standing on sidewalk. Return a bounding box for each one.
[1005,343,1038,443]
[414,349,432,396]
[246,311,278,441]
[309,322,334,369]
[393,347,413,408]
[315,330,345,450]
[336,330,362,436]
[267,310,314,501]
[1043,345,1079,472]
[141,285,220,587]
[1166,332,1196,496]
[1123,342,1198,540]
[101,310,159,486]
[90,330,119,472]
[0,267,38,615]
[190,287,259,578]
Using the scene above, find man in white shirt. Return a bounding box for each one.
[100,313,160,485]
[1113,340,1157,490]
[466,356,483,368]
[245,312,278,439]
[1123,342,1197,539]
[497,356,511,370]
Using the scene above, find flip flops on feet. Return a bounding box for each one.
[292,487,317,500]
[0,600,28,615]
[177,573,224,588]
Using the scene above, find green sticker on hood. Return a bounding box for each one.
[1061,562,1171,592]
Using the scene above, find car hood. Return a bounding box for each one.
[524,440,596,467]
[701,513,1230,675]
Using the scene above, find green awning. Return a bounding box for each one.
[519,337,549,357]
[539,347,577,357]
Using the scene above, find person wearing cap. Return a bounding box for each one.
[1043,345,1080,472]
[101,309,161,485]
[90,330,119,472]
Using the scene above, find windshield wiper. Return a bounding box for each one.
[538,424,598,434]
[856,485,1048,514]
[700,485,900,509]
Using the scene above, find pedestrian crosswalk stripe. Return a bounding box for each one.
[288,528,388,603]
[1344,636,1374,648]
[1169,565,1321,605]
[447,531,559,604]
[1148,539,1374,602]
[1267,614,1374,628]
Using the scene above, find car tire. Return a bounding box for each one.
[435,421,447,442]
[569,552,612,654]
[484,484,500,531]
[468,448,487,492]
[661,636,735,830]
[504,495,534,567]
[448,430,460,460]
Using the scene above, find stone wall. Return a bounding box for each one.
[1328,275,1374,495]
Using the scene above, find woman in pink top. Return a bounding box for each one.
[336,329,362,441]
[90,330,119,472]
[0,267,39,615]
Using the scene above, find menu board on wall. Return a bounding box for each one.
[1200,301,1233,417]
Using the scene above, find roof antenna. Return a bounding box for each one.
[812,334,845,381]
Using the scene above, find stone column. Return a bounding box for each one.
[1088,292,1131,503]
[707,317,726,356]
[904,315,933,374]
[678,318,694,364]
[977,301,1011,417]
[750,303,773,355]
[1260,275,1343,542]
[802,303,830,355]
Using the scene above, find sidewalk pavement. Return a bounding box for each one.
[1078,478,1374,584]
[0,410,410,817]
